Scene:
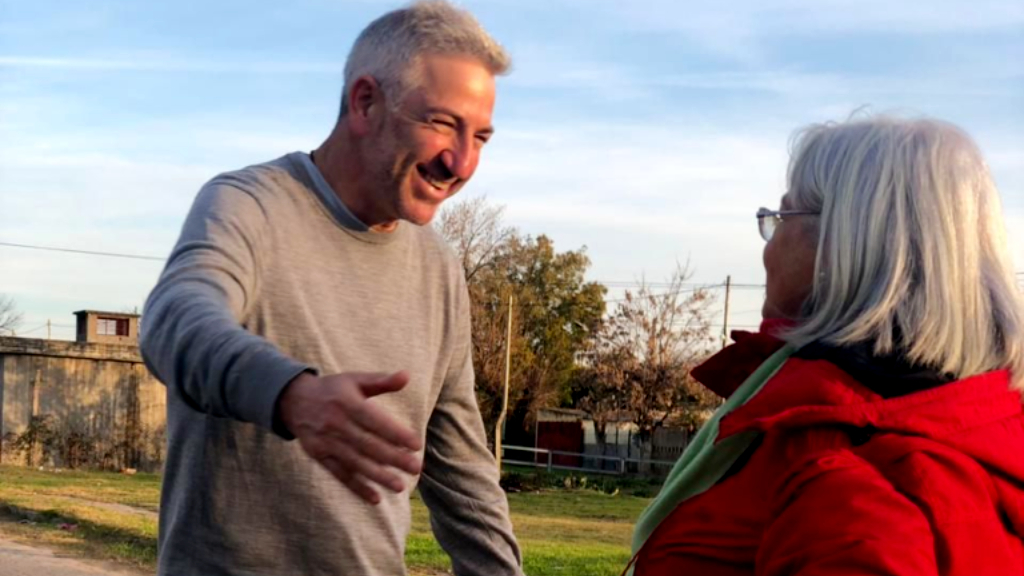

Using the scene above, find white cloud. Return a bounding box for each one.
[504,51,1021,101]
[0,152,210,224]
[464,121,789,285]
[584,0,1024,41]
[2,0,1021,331]
[478,121,789,204]
[761,0,1024,34]
[471,115,1024,286]
[0,55,341,74]
[495,0,1024,65]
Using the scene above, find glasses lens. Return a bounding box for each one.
[761,214,774,238]
[757,208,776,241]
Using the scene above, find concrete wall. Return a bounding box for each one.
[0,336,165,471]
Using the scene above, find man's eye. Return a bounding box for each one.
[431,119,456,129]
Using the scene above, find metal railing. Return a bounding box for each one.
[500,445,678,476]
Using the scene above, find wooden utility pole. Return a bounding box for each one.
[46,319,51,340]
[495,294,513,471]
[721,275,732,349]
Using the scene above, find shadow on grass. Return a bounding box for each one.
[0,501,157,568]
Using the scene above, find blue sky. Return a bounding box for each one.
[1,0,1022,340]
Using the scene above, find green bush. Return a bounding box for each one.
[500,467,663,497]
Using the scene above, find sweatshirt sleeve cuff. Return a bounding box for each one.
[231,344,317,439]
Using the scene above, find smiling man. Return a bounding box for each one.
[139,2,522,575]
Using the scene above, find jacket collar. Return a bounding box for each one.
[690,318,791,399]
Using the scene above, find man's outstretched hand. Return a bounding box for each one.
[277,371,423,504]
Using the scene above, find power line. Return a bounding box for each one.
[0,241,165,262]
[18,322,74,333]
[0,241,757,285]
[4,240,1020,286]
[599,281,729,288]
[19,323,48,335]
[598,280,769,289]
[604,286,724,303]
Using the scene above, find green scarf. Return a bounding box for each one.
[626,344,796,575]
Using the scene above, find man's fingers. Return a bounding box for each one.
[358,371,410,398]
[344,474,382,505]
[322,443,405,500]
[347,399,423,452]
[343,421,422,475]
[298,370,425,502]
[324,456,380,504]
[333,435,408,493]
[318,371,421,451]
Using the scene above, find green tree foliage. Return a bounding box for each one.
[437,198,606,440]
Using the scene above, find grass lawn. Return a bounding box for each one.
[0,465,651,575]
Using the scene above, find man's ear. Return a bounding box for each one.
[347,76,382,137]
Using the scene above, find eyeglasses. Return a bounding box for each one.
[756,207,819,241]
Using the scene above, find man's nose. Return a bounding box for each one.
[440,142,478,181]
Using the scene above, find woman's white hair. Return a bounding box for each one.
[784,115,1024,390]
[340,0,510,115]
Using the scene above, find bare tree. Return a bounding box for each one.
[436,196,515,282]
[0,294,24,336]
[581,264,719,459]
[437,197,526,437]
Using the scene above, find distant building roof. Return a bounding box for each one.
[537,408,639,423]
[536,407,589,422]
[73,310,141,318]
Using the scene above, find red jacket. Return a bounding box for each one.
[635,329,1024,576]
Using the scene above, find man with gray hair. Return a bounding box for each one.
[139,2,523,574]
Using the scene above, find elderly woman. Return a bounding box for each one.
[627,116,1024,576]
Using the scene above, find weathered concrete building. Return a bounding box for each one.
[74,309,141,346]
[0,311,165,471]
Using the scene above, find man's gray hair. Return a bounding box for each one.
[340,0,511,116]
[783,115,1024,391]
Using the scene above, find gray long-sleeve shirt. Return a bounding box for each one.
[140,152,522,576]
